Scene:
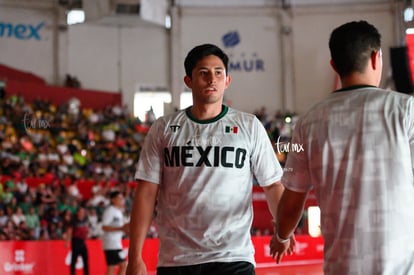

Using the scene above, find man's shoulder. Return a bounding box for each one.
[104,205,117,213]
[226,107,258,121]
[368,88,414,109]
[154,109,187,124]
[146,109,187,134]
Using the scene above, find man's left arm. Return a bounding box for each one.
[102,224,128,232]
[270,188,308,263]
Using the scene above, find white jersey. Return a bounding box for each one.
[102,205,124,250]
[135,105,283,267]
[282,87,414,275]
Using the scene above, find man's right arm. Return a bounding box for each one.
[126,180,159,275]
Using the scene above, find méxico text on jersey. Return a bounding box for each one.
[164,146,247,168]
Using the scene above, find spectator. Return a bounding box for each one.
[35,184,56,206]
[4,205,14,221]
[15,178,29,200]
[18,194,33,214]
[88,185,109,208]
[65,207,90,275]
[36,203,46,221]
[45,207,61,227]
[0,185,13,205]
[25,206,40,238]
[2,220,17,240]
[27,227,37,240]
[101,191,129,275]
[0,207,8,227]
[67,181,82,201]
[8,196,18,212]
[67,199,79,214]
[87,207,101,239]
[16,220,31,240]
[56,220,65,238]
[91,180,103,196]
[11,207,26,227]
[57,196,71,213]
[48,222,61,240]
[38,227,50,240]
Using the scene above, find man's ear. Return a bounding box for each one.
[225,75,232,89]
[330,59,338,73]
[184,75,192,89]
[370,50,380,70]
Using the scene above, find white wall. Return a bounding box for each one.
[178,7,285,114]
[67,20,169,110]
[120,25,170,110]
[290,3,396,114]
[0,5,57,83]
[68,24,119,91]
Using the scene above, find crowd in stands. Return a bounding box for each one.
[0,93,296,241]
[0,94,155,241]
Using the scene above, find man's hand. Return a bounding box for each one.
[270,234,296,264]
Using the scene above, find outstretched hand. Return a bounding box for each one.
[269,234,296,264]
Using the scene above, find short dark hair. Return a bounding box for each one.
[109,191,121,200]
[184,44,229,78]
[329,20,381,77]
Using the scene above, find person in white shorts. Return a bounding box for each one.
[102,191,130,275]
[270,20,414,275]
[126,44,294,275]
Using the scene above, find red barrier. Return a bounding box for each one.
[0,63,46,86]
[4,79,121,110]
[252,186,319,234]
[0,236,323,274]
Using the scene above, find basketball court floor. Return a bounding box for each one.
[256,263,323,275]
[146,263,324,275]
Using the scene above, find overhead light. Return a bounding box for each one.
[406,28,414,35]
[284,114,292,124]
[165,14,171,29]
[404,7,414,22]
[67,9,85,25]
[308,206,321,238]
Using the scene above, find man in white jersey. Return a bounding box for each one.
[270,20,414,275]
[102,191,130,275]
[126,44,293,275]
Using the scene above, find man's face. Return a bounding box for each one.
[77,208,86,219]
[184,55,231,106]
[113,194,125,207]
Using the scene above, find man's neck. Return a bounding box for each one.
[340,72,379,89]
[190,103,223,121]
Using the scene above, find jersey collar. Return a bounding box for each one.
[334,84,377,93]
[186,105,228,124]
